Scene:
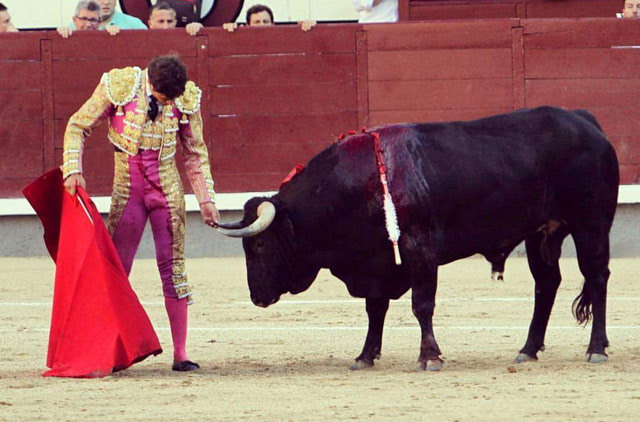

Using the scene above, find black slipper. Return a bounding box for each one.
[172,360,200,372]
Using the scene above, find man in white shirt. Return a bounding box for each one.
[353,0,398,23]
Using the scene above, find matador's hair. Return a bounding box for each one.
[147,55,188,100]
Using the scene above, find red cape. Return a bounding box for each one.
[23,169,162,377]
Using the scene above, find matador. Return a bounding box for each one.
[62,55,219,372]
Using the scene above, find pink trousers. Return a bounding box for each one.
[108,149,188,298]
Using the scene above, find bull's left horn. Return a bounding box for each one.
[215,201,276,238]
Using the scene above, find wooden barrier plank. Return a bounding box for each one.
[410,3,517,20]
[211,142,329,174]
[213,172,285,193]
[209,53,355,85]
[0,135,44,179]
[585,108,640,137]
[512,26,525,109]
[208,25,357,57]
[610,135,640,163]
[525,0,619,18]
[0,120,44,141]
[54,147,114,196]
[0,179,39,197]
[526,48,640,79]
[525,79,640,108]
[0,32,42,61]
[523,19,640,49]
[619,164,640,184]
[368,49,512,80]
[208,112,357,146]
[0,62,43,91]
[0,121,44,179]
[356,30,370,128]
[0,91,43,120]
[50,30,198,59]
[210,82,357,115]
[369,108,513,125]
[366,20,517,51]
[369,79,513,110]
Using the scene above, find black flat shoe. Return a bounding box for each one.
[172,360,200,372]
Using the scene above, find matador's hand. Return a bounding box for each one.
[63,173,86,196]
[200,202,220,227]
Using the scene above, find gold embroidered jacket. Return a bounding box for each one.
[62,66,216,204]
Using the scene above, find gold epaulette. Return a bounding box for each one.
[174,81,202,123]
[102,66,142,115]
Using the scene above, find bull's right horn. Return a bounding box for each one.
[215,201,276,238]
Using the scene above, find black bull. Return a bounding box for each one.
[216,106,619,370]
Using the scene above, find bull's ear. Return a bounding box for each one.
[276,209,295,239]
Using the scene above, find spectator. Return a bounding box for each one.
[0,2,18,32]
[57,1,103,38]
[148,1,204,35]
[621,0,640,18]
[223,4,316,32]
[353,0,398,23]
[70,0,147,31]
[61,0,147,37]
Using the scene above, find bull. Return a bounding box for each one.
[216,106,619,371]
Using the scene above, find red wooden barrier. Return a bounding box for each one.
[403,0,621,20]
[0,19,639,199]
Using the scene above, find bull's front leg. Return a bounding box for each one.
[350,297,390,370]
[412,267,442,371]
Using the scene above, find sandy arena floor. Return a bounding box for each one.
[1,255,640,421]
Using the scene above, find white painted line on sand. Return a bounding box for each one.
[2,325,639,333]
[3,297,640,307]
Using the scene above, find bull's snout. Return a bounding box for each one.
[251,295,280,308]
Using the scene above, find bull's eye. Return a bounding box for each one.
[255,239,266,250]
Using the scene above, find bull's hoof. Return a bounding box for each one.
[586,353,608,363]
[417,358,443,372]
[491,271,504,281]
[349,359,374,370]
[514,353,537,363]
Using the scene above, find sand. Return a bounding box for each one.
[1,255,639,421]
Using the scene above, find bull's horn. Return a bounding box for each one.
[215,201,276,238]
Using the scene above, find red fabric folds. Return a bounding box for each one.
[22,168,162,378]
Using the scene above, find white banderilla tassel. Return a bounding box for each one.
[373,130,402,266]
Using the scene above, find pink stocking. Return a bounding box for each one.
[164,297,189,362]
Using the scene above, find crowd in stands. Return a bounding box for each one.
[0,0,400,35]
[4,0,640,35]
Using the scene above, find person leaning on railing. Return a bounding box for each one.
[0,2,18,32]
[148,1,204,36]
[222,3,316,33]
[59,0,147,38]
[57,1,107,38]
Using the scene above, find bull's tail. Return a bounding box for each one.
[572,281,592,325]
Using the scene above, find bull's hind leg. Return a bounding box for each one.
[350,297,390,370]
[516,226,568,363]
[571,227,611,363]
